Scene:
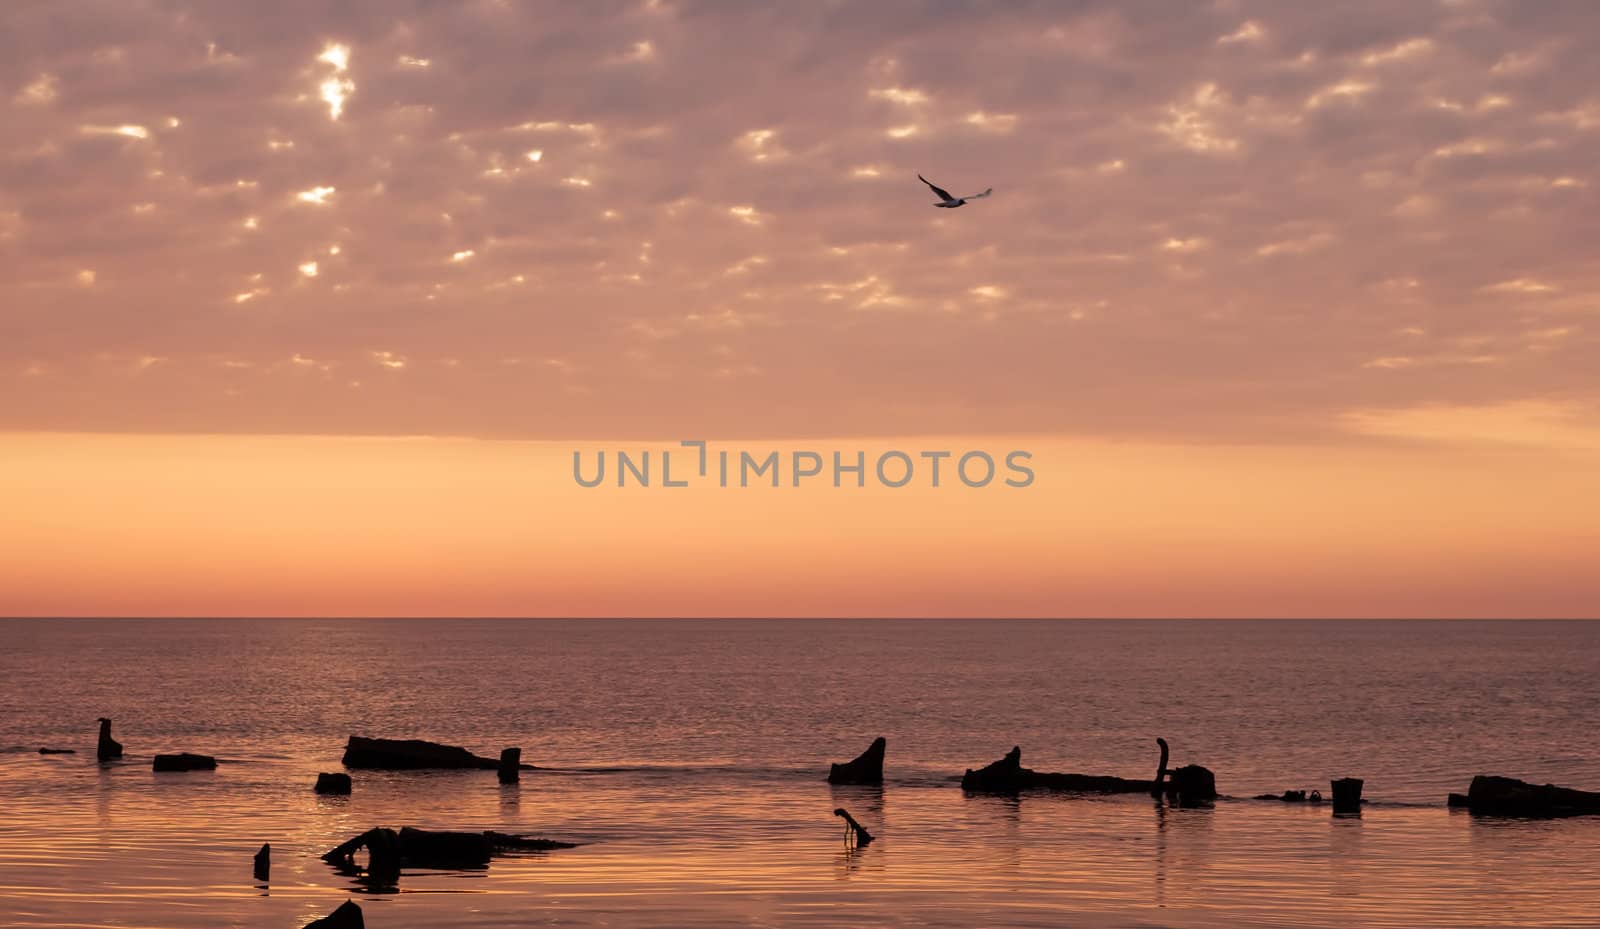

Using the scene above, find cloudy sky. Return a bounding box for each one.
[2,1,1597,616]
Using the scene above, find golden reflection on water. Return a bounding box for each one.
[4,754,1600,928]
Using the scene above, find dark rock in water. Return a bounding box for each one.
[97,718,123,762]
[1447,792,1470,808]
[253,843,270,881]
[1331,777,1364,814]
[323,826,578,875]
[833,807,875,846]
[1168,765,1217,806]
[1254,790,1308,802]
[1459,774,1600,818]
[38,747,76,755]
[498,747,521,784]
[152,752,216,772]
[305,900,364,929]
[315,772,353,794]
[828,737,886,785]
[961,746,1154,795]
[341,735,501,770]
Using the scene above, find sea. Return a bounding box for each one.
[1,619,1598,928]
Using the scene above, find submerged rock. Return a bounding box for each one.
[828,737,886,785]
[152,752,216,772]
[961,747,1153,794]
[1458,775,1600,818]
[97,718,122,761]
[341,735,505,770]
[315,772,353,794]
[305,900,364,929]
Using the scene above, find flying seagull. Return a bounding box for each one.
[918,174,993,208]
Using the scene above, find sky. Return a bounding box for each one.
[1,0,1598,617]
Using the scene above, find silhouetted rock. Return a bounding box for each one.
[833,807,875,846]
[1254,789,1309,802]
[960,746,1153,794]
[152,752,216,772]
[341,736,503,770]
[305,900,364,929]
[1459,775,1600,817]
[97,718,122,761]
[1168,765,1217,807]
[498,747,521,784]
[253,843,270,881]
[1331,777,1364,814]
[323,826,577,876]
[38,747,76,755]
[315,772,353,794]
[827,737,886,785]
[1447,792,1470,808]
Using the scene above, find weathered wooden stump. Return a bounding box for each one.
[315,772,353,795]
[1331,777,1363,814]
[253,843,270,881]
[828,737,886,785]
[1168,764,1217,807]
[97,718,123,761]
[498,748,521,784]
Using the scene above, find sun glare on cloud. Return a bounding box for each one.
[296,186,336,204]
[316,43,354,120]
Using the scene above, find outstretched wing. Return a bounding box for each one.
[917,174,954,201]
[960,187,993,201]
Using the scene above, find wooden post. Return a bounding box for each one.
[498,748,521,784]
[1151,738,1169,799]
[253,842,270,881]
[1332,777,1363,814]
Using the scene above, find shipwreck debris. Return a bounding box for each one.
[38,747,76,755]
[253,842,270,881]
[1331,777,1364,815]
[152,752,216,772]
[833,808,875,847]
[316,772,353,795]
[305,900,364,929]
[322,826,578,878]
[828,737,886,785]
[498,748,521,784]
[97,718,122,761]
[1454,775,1600,818]
[341,736,526,771]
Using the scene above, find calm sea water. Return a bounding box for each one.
[2,619,1598,928]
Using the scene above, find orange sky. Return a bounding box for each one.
[1,432,1596,617]
[2,3,1598,616]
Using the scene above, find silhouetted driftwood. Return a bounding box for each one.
[97,718,122,761]
[962,746,1152,794]
[341,735,526,770]
[498,748,521,784]
[963,741,1215,805]
[152,752,216,772]
[827,737,886,785]
[1455,775,1600,817]
[323,826,578,874]
[316,772,353,795]
[834,807,874,846]
[1332,777,1363,814]
[38,747,76,755]
[253,843,270,881]
[1253,789,1322,802]
[305,900,363,929]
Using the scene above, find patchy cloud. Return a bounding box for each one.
[0,0,1597,442]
